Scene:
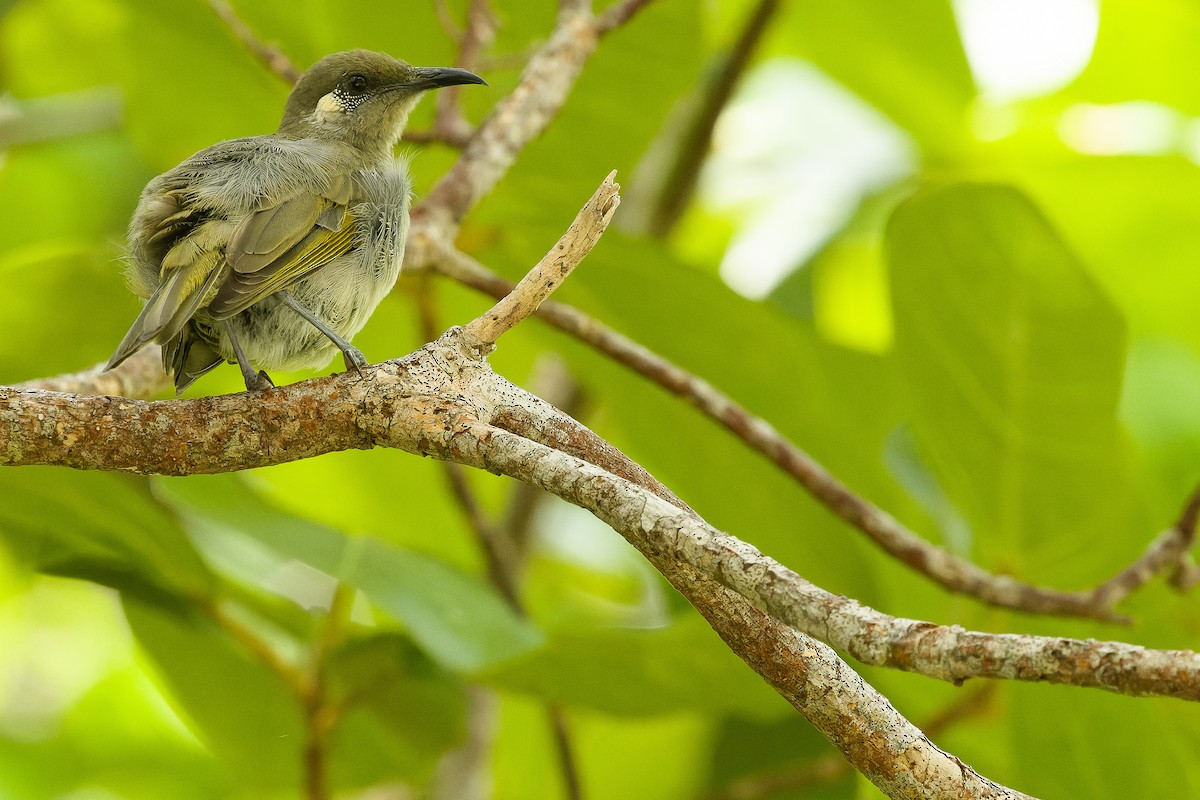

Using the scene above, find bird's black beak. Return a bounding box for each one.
[403,66,488,91]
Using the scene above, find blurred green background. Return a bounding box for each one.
[3,0,1200,797]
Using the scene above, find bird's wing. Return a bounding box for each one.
[105,203,231,371]
[204,172,357,320]
[106,139,361,371]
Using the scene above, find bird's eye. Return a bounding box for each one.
[347,74,368,94]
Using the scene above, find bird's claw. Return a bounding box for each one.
[342,347,369,373]
[245,370,275,392]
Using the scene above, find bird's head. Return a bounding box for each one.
[277,50,485,154]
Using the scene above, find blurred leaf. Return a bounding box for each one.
[771,0,974,159]
[886,183,1144,574]
[1010,683,1200,797]
[0,468,212,601]
[124,598,304,793]
[1068,0,1200,114]
[326,633,467,787]
[0,669,231,800]
[492,694,712,800]
[156,474,543,673]
[483,615,787,719]
[1014,156,1200,349]
[701,714,854,800]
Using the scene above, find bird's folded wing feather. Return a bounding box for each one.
[206,172,357,319]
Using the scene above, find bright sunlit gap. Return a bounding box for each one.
[953,0,1099,100]
[701,60,914,301]
[1059,101,1181,156]
[701,0,1103,311]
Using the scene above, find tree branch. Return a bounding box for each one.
[418,9,599,229]
[18,344,170,398]
[462,172,620,348]
[5,175,1186,796]
[428,248,1189,623]
[207,0,300,83]
[594,0,659,35]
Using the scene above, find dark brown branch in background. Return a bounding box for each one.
[430,247,1200,623]
[635,0,780,237]
[594,0,658,35]
[207,0,300,83]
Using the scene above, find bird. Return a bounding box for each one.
[104,50,485,393]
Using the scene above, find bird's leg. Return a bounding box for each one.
[277,290,369,372]
[224,321,275,391]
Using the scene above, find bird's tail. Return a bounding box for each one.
[104,256,228,372]
[161,324,223,395]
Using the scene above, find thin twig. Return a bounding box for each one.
[416,279,581,798]
[201,597,307,696]
[636,0,779,237]
[208,0,301,83]
[548,705,583,800]
[1087,482,1200,608]
[302,583,355,800]
[430,248,1158,622]
[594,0,659,36]
[462,172,620,348]
[16,345,170,398]
[415,279,525,607]
[441,0,495,141]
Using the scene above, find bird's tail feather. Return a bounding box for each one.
[104,258,228,371]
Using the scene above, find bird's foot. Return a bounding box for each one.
[244,370,275,392]
[342,346,369,373]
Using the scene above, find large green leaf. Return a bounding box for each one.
[1067,0,1200,114]
[770,0,974,159]
[1009,682,1200,797]
[124,598,305,793]
[886,183,1142,575]
[483,615,787,719]
[326,633,468,788]
[157,474,542,673]
[0,469,213,601]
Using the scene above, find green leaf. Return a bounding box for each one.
[702,714,854,800]
[0,468,213,600]
[1009,682,1200,797]
[483,615,787,719]
[885,183,1142,575]
[156,474,542,673]
[326,633,468,787]
[772,0,974,159]
[123,598,304,794]
[1068,0,1200,114]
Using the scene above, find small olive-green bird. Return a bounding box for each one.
[105,50,485,393]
